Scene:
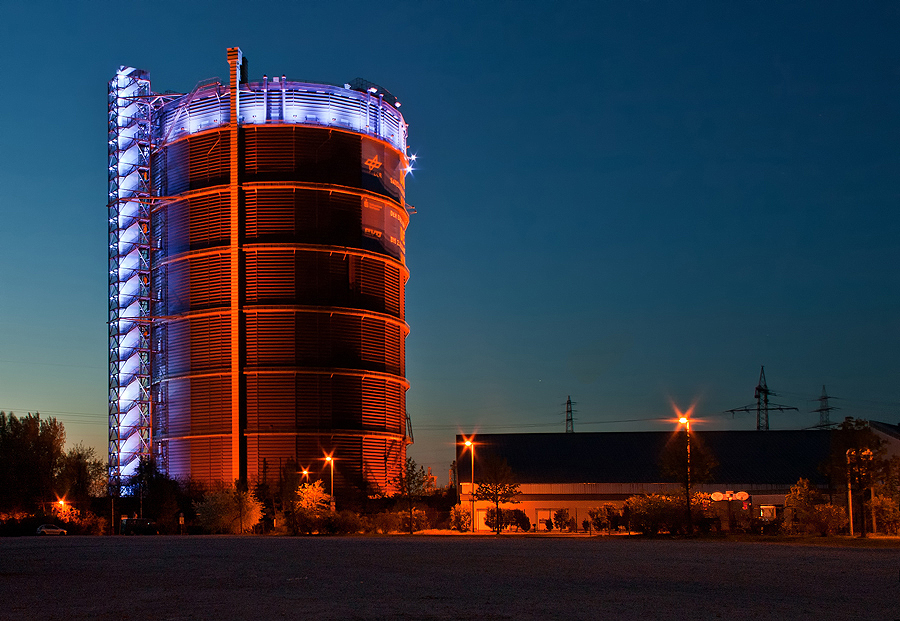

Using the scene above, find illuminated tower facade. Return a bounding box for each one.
[108,48,412,497]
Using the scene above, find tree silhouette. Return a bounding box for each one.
[394,457,427,534]
[660,428,717,535]
[822,418,886,536]
[58,443,106,504]
[0,412,66,512]
[473,456,521,534]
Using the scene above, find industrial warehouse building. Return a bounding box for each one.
[456,424,900,531]
[108,48,413,498]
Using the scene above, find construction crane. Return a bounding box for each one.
[725,366,798,431]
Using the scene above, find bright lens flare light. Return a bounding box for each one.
[672,401,696,424]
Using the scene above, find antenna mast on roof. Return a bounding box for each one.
[725,366,798,431]
[812,385,839,428]
[565,396,576,433]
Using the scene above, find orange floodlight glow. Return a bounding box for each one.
[671,400,697,425]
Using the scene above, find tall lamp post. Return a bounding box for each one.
[679,415,693,536]
[325,455,335,512]
[846,448,874,537]
[464,438,475,532]
[845,449,854,537]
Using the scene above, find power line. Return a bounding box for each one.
[0,358,106,370]
[414,416,672,431]
[0,407,105,419]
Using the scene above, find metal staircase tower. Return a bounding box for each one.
[108,67,154,491]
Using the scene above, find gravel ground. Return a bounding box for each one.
[1,536,898,620]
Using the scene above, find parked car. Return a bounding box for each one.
[120,518,159,535]
[36,524,67,536]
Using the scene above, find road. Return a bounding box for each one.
[1,536,897,620]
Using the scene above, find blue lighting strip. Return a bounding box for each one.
[108,67,153,492]
[155,81,407,153]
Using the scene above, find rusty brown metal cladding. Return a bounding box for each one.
[152,118,410,497]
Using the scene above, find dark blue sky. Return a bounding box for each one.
[1,1,898,481]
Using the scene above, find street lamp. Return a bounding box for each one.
[678,414,693,536]
[846,448,874,537]
[845,449,854,537]
[325,454,335,511]
[301,468,309,482]
[463,438,475,532]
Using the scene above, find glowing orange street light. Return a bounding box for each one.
[301,468,309,482]
[676,409,693,535]
[463,437,475,532]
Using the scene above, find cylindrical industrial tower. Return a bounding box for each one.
[109,48,412,499]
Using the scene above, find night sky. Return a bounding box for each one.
[1,1,898,483]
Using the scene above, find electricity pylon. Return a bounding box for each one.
[812,385,839,428]
[725,366,798,431]
[565,396,575,433]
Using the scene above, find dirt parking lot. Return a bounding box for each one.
[1,535,897,620]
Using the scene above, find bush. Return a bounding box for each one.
[812,504,848,536]
[588,504,620,533]
[320,510,362,535]
[422,507,440,530]
[289,508,321,535]
[868,495,900,535]
[399,508,428,533]
[553,509,570,532]
[194,487,263,534]
[511,509,530,532]
[544,518,553,531]
[624,494,685,535]
[782,478,848,536]
[63,509,106,535]
[371,511,400,534]
[485,508,509,532]
[450,505,471,532]
[588,507,607,532]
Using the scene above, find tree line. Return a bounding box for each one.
[0,412,105,516]
[4,409,897,537]
[0,411,457,535]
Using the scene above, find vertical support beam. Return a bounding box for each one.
[227,47,244,484]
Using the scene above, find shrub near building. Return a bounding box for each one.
[783,478,847,536]
[624,494,708,535]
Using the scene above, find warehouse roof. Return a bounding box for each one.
[455,429,836,486]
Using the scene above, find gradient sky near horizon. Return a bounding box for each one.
[1,1,898,483]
